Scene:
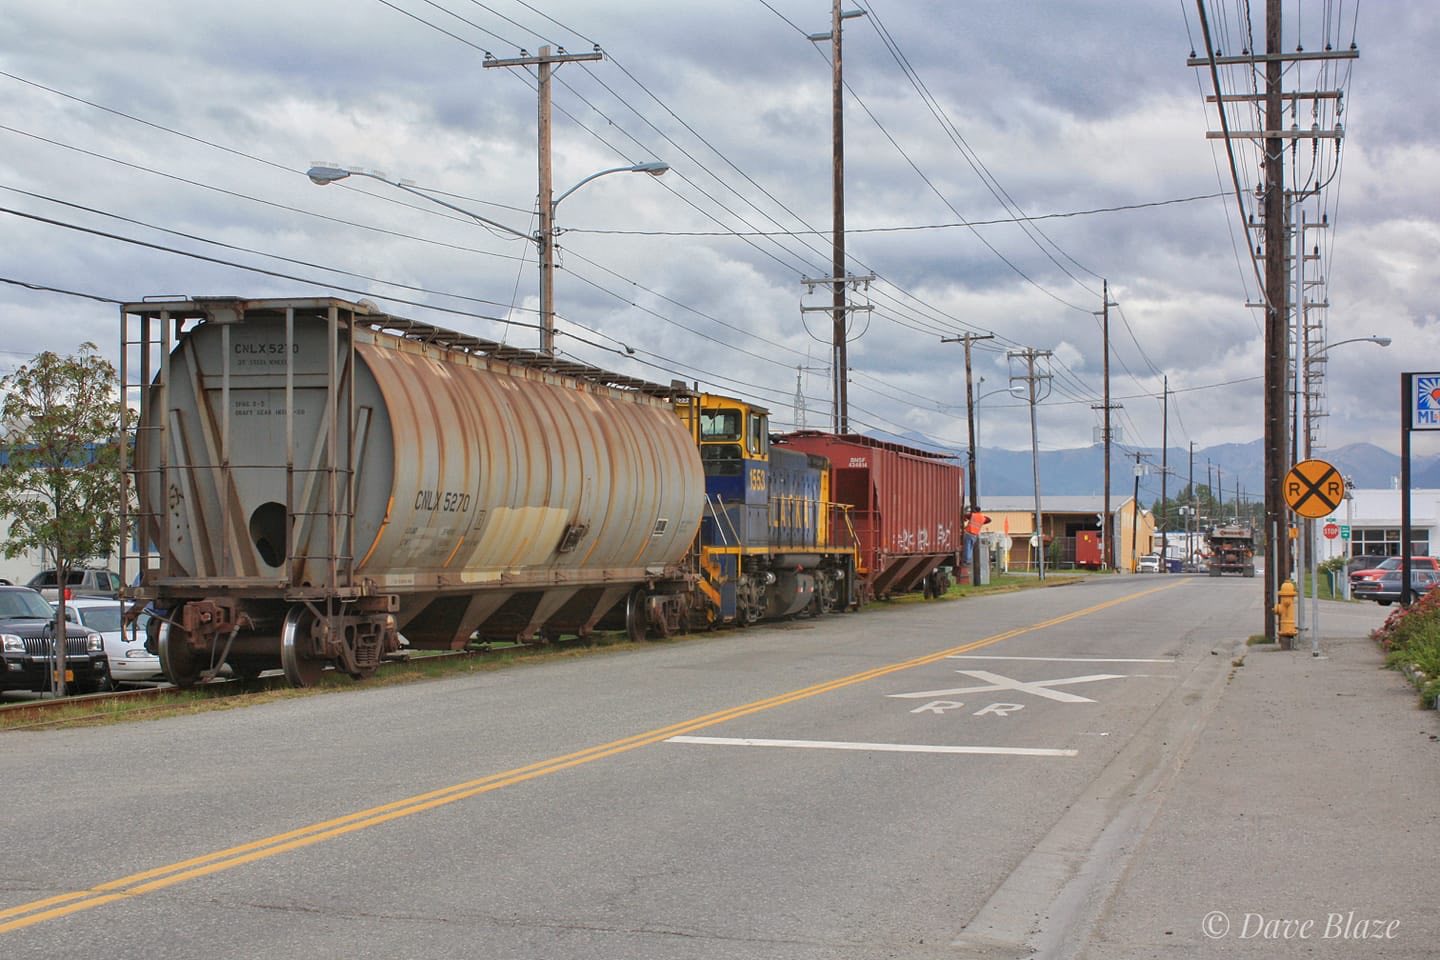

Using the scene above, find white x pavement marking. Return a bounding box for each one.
[888,670,1127,703]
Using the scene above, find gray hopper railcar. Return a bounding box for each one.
[121,297,705,686]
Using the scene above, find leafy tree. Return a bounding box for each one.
[1150,483,1264,536]
[0,344,125,695]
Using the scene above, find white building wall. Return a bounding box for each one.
[0,544,47,587]
[1315,488,1440,563]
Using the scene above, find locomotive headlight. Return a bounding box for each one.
[2,634,23,653]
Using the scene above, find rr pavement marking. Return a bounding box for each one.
[889,670,1126,703]
[667,736,1077,757]
[947,655,1175,663]
[0,578,1184,936]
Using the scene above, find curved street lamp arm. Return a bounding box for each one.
[306,166,533,242]
[552,162,669,209]
[1310,335,1392,360]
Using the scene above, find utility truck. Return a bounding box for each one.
[1206,525,1256,577]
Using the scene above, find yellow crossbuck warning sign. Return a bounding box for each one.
[1285,459,1345,518]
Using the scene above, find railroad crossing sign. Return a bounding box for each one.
[1284,459,1345,519]
[1323,522,1340,540]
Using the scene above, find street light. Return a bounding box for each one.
[971,377,1020,498]
[1300,333,1391,460]
[1294,332,1391,609]
[1311,335,1392,358]
[306,161,669,356]
[538,162,668,356]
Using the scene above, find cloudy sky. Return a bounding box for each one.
[1,0,1433,469]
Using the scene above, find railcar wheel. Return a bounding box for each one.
[811,575,836,616]
[281,606,328,688]
[158,620,202,689]
[625,589,647,643]
[735,578,763,626]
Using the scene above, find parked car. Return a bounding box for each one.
[0,585,107,694]
[1346,554,1390,575]
[54,597,163,687]
[1351,568,1440,606]
[1348,556,1440,591]
[1138,554,1161,573]
[26,568,122,602]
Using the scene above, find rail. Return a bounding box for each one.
[0,649,484,729]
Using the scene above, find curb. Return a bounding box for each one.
[1398,663,1438,709]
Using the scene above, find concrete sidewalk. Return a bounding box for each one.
[1082,599,1440,958]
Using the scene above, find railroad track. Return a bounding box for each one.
[0,650,482,730]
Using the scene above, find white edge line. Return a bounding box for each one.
[666,736,1077,757]
[947,655,1176,663]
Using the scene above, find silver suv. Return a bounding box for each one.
[26,568,122,602]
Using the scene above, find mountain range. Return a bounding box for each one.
[870,433,1429,502]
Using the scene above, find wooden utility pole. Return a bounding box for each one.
[830,0,848,433]
[1009,348,1052,579]
[941,333,995,508]
[943,332,995,585]
[1188,0,1355,643]
[1160,376,1169,570]
[485,45,603,357]
[1188,441,1197,565]
[1261,0,1291,643]
[805,2,866,432]
[1092,282,1120,568]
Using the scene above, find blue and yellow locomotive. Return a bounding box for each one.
[674,393,857,625]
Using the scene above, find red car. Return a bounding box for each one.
[1349,556,1440,591]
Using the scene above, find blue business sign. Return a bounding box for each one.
[1412,373,1440,430]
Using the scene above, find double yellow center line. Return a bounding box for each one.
[1,580,1183,934]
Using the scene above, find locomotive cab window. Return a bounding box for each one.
[701,444,743,476]
[701,409,742,441]
[747,413,768,456]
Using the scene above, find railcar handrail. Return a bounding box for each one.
[704,494,741,547]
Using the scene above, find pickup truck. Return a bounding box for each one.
[1348,556,1440,592]
[25,568,122,602]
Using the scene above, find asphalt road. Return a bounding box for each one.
[0,576,1265,958]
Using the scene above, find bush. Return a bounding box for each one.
[1371,587,1440,707]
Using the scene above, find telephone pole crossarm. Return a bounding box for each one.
[483,49,604,68]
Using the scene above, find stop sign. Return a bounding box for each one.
[1322,522,1340,540]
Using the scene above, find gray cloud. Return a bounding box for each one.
[0,0,1432,461]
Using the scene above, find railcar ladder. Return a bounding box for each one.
[280,303,359,595]
[118,304,175,599]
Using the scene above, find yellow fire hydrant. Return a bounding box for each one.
[1274,579,1298,641]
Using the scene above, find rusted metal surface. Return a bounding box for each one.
[351,333,701,580]
[124,297,705,656]
[774,432,964,596]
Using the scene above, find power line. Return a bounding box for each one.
[568,193,1229,237]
